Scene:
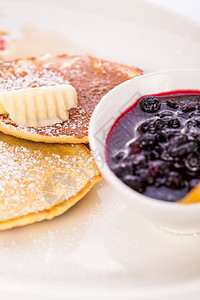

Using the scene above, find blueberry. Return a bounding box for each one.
[166,99,179,109]
[140,96,161,113]
[174,160,185,169]
[147,150,160,160]
[122,175,145,193]
[181,104,196,113]
[165,129,182,140]
[112,160,133,178]
[136,169,155,185]
[169,141,198,158]
[170,134,188,147]
[132,153,147,170]
[186,118,200,128]
[149,160,170,177]
[186,119,199,128]
[153,119,166,130]
[155,178,164,188]
[189,111,200,118]
[168,118,181,128]
[112,162,132,178]
[157,110,174,118]
[139,119,155,133]
[139,118,165,133]
[156,131,168,143]
[196,134,200,142]
[165,171,185,189]
[139,134,157,150]
[185,119,200,137]
[161,150,174,161]
[112,151,126,164]
[185,152,200,172]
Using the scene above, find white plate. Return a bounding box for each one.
[0,1,200,299]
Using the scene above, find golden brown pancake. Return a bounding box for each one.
[0,132,102,230]
[0,54,144,143]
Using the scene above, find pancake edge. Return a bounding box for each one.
[0,120,89,143]
[0,144,102,230]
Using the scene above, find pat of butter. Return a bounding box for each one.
[0,84,77,127]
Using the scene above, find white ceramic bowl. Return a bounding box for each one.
[89,69,200,234]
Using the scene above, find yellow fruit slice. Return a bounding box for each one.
[178,184,200,204]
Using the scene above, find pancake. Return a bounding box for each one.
[0,54,144,143]
[0,132,102,230]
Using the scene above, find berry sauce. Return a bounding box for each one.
[105,90,200,202]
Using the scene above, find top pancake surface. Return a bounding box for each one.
[0,54,144,143]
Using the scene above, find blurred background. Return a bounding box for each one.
[148,0,199,23]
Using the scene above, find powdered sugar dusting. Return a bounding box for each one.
[0,132,99,223]
[0,54,143,140]
[0,60,68,91]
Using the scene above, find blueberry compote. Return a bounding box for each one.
[106,91,200,202]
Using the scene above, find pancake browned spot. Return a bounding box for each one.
[0,54,144,143]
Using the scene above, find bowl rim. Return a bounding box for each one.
[89,68,200,211]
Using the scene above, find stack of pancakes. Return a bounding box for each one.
[0,54,143,229]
